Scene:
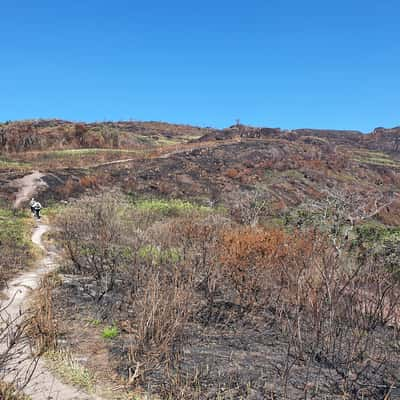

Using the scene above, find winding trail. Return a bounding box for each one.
[1,172,101,400]
[89,138,242,168]
[12,171,48,208]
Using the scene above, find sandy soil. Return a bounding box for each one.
[11,171,48,208]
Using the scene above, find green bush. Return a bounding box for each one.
[101,325,119,340]
[354,222,386,243]
[138,244,181,265]
[354,222,400,245]
[134,198,212,217]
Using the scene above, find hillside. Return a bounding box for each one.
[4,120,394,225]
[197,124,400,155]
[1,119,400,155]
[2,120,400,209]
[0,119,215,153]
[1,120,400,399]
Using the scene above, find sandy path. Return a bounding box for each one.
[1,172,102,399]
[89,139,241,168]
[12,171,48,208]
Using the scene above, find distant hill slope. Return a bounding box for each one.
[1,119,400,156]
[195,124,400,156]
[0,119,217,153]
[91,136,400,225]
[2,119,400,227]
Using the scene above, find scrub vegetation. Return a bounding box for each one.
[32,192,399,399]
[2,120,400,399]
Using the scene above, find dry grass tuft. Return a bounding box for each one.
[26,273,59,353]
[0,381,31,400]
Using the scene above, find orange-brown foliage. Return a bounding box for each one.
[218,227,315,309]
[224,168,239,178]
[56,177,80,198]
[79,175,98,188]
[377,199,400,225]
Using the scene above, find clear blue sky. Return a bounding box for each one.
[1,0,399,132]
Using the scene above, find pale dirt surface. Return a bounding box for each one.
[1,172,103,399]
[11,171,48,208]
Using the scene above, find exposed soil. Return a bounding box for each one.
[11,171,48,208]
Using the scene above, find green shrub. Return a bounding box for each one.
[354,222,400,245]
[101,325,119,340]
[134,198,212,217]
[354,222,386,243]
[138,244,181,265]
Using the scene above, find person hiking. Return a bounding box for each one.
[29,198,36,214]
[33,200,42,219]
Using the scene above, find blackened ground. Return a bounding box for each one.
[50,276,400,400]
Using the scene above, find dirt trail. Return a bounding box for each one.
[12,171,48,208]
[89,138,242,168]
[1,173,102,399]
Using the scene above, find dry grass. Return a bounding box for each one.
[26,273,59,353]
[45,349,96,392]
[0,207,34,288]
[0,381,31,400]
[126,269,193,385]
